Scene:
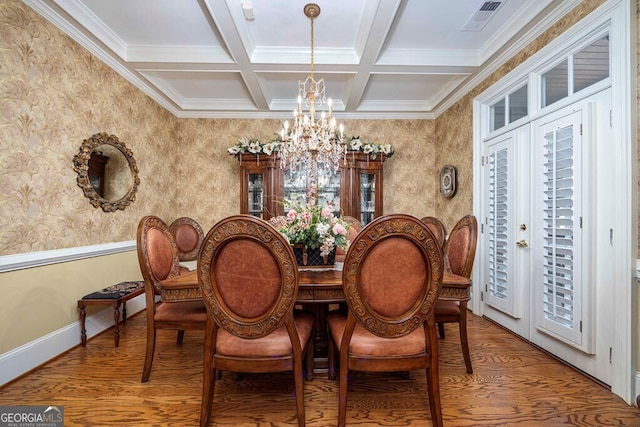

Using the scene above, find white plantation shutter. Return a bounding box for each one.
[542,127,574,327]
[485,138,516,315]
[534,111,584,348]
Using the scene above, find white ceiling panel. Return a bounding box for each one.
[258,71,353,111]
[29,0,577,119]
[360,73,470,112]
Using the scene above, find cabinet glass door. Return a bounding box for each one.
[283,162,340,211]
[317,166,340,211]
[360,172,376,225]
[283,169,307,205]
[248,173,264,217]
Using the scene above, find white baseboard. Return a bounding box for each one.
[0,295,146,386]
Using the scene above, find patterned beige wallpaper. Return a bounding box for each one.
[174,118,437,235]
[0,1,177,256]
[0,0,437,256]
[433,0,609,232]
[0,0,631,258]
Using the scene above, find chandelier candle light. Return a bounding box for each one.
[279,3,346,182]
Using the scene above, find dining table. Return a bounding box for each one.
[159,267,471,303]
[158,266,471,376]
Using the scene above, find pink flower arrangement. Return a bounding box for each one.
[270,185,350,257]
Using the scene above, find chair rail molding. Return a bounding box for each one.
[0,241,136,273]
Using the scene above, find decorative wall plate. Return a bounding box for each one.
[440,165,456,199]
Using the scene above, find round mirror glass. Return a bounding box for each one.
[89,144,131,201]
[73,133,140,212]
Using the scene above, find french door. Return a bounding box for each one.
[482,124,531,339]
[480,90,613,384]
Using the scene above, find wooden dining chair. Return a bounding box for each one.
[341,215,364,232]
[327,214,444,427]
[197,215,315,427]
[335,215,363,264]
[420,216,447,251]
[136,215,207,382]
[435,214,478,374]
[169,216,205,262]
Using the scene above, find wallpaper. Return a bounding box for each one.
[0,0,632,258]
[433,0,609,231]
[0,1,177,255]
[174,118,437,234]
[0,0,437,256]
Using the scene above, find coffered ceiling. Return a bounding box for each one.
[24,0,578,119]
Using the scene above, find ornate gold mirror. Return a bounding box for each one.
[73,132,140,212]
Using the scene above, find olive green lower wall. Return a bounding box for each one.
[0,251,141,355]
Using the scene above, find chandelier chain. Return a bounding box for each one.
[279,3,346,184]
[310,15,314,80]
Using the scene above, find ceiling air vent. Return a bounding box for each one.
[461,1,505,32]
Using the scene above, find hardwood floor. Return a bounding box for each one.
[1,310,638,426]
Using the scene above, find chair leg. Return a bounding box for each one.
[459,303,473,374]
[327,332,337,380]
[304,334,314,381]
[337,351,349,427]
[426,318,443,427]
[141,325,156,382]
[177,329,185,345]
[437,322,445,339]
[200,321,216,427]
[294,353,306,426]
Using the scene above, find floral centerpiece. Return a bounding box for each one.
[228,135,394,159]
[269,185,350,264]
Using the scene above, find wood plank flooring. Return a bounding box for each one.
[1,311,638,426]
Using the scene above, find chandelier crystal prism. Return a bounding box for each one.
[279,3,346,182]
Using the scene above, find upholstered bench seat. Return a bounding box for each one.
[78,281,145,347]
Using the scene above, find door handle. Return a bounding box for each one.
[516,240,528,248]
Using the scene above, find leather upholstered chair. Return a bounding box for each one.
[420,216,447,251]
[197,215,315,427]
[341,215,364,232]
[335,216,363,264]
[434,214,478,374]
[137,216,207,382]
[327,214,444,427]
[169,217,205,262]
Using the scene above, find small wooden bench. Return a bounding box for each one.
[78,281,145,347]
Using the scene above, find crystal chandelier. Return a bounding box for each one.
[279,3,346,182]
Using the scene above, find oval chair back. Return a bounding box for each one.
[420,216,447,251]
[327,214,444,427]
[136,215,206,382]
[335,216,363,264]
[436,214,478,374]
[443,214,478,278]
[169,217,205,261]
[197,215,314,427]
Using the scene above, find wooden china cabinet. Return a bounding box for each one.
[340,152,385,225]
[237,151,388,225]
[88,151,108,197]
[238,153,282,219]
